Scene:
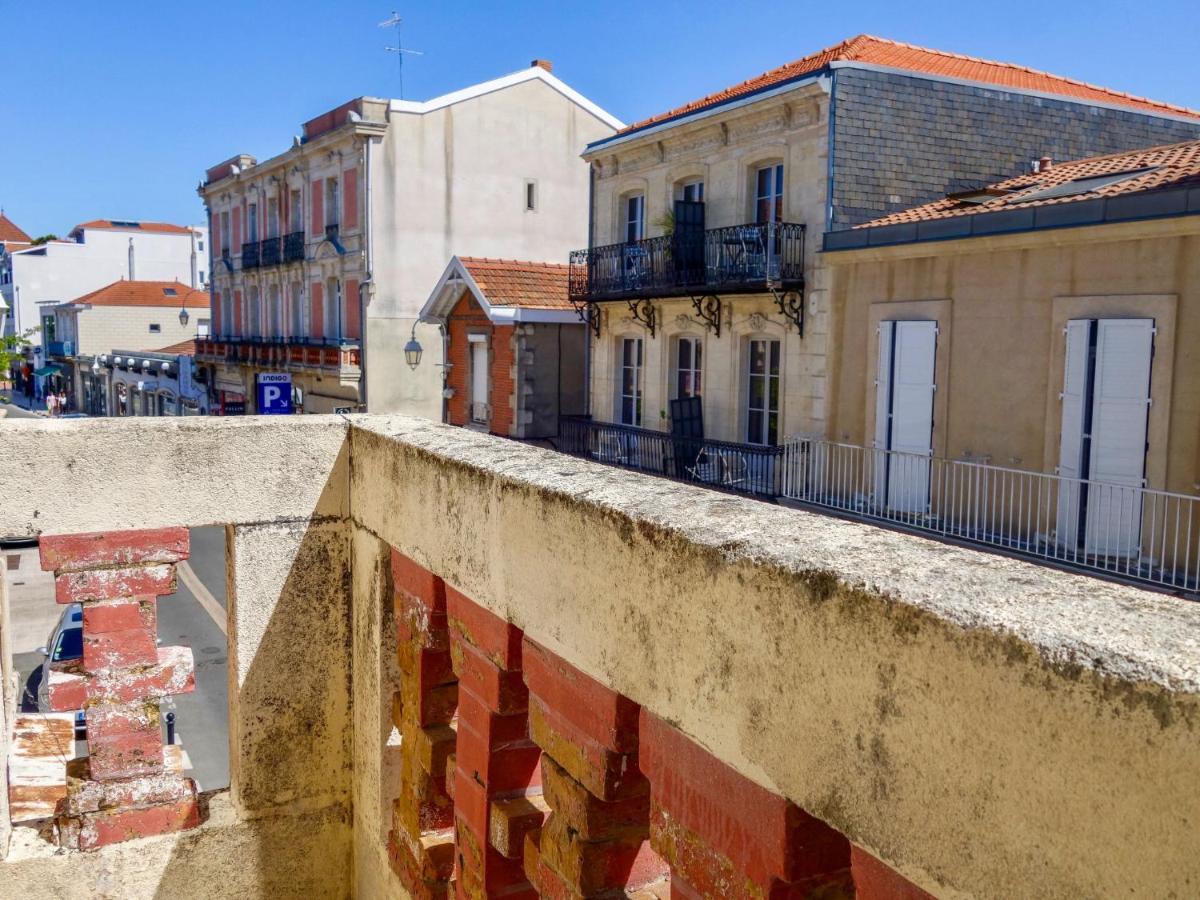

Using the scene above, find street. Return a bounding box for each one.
[5,526,229,792]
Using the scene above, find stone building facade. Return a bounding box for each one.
[573,35,1200,450]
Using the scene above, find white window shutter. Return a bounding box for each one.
[873,322,894,450]
[888,321,937,458]
[1055,319,1092,551]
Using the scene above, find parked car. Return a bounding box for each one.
[36,602,86,737]
[61,413,90,419]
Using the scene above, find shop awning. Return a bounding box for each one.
[32,365,62,378]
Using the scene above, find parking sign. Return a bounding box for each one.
[256,373,293,415]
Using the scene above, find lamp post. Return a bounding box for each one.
[403,322,422,368]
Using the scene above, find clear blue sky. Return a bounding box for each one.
[2,1,1197,237]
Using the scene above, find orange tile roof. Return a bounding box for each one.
[613,35,1200,138]
[459,257,572,309]
[72,219,195,236]
[0,212,32,244]
[153,339,197,356]
[856,139,1200,227]
[67,280,210,309]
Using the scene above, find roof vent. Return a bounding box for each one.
[531,59,552,72]
[1031,156,1053,174]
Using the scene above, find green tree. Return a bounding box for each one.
[30,234,58,246]
[0,327,37,401]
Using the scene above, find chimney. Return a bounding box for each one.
[531,59,552,73]
[1036,155,1053,173]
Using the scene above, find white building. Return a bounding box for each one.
[94,340,208,417]
[1,219,208,347]
[197,60,620,415]
[46,279,210,412]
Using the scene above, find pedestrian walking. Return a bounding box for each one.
[45,392,56,417]
[58,391,68,414]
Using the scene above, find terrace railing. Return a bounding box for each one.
[781,436,1200,593]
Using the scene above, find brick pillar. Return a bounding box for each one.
[521,638,668,897]
[446,586,541,900]
[639,710,854,899]
[388,550,457,899]
[38,528,200,850]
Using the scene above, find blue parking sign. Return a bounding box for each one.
[256,373,293,415]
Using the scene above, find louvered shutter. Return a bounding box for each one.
[1055,319,1092,552]
[885,321,936,513]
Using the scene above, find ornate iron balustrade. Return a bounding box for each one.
[241,241,260,270]
[558,416,783,499]
[569,222,805,302]
[283,231,306,262]
[260,236,281,267]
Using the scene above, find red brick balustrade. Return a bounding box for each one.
[447,585,541,899]
[38,528,201,850]
[521,638,668,897]
[385,551,934,900]
[388,550,458,898]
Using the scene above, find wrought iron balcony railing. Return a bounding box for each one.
[241,241,260,270]
[260,236,281,267]
[283,231,306,262]
[558,416,783,499]
[569,222,805,302]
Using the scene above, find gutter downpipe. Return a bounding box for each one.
[584,161,595,418]
[358,132,374,412]
[824,67,837,235]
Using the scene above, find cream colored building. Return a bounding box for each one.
[821,140,1200,579]
[572,35,1200,458]
[198,62,619,415]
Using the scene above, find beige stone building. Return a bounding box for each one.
[570,35,1200,485]
[198,62,619,415]
[820,140,1200,582]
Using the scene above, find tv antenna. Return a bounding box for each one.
[379,11,423,100]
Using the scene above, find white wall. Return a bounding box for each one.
[366,74,617,417]
[68,304,204,356]
[4,225,206,345]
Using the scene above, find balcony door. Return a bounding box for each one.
[1057,318,1153,557]
[874,321,936,514]
[247,203,258,242]
[755,164,784,224]
[625,195,645,243]
[289,190,303,234]
[619,337,643,426]
[745,339,780,446]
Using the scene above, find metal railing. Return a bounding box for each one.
[260,236,281,267]
[559,416,782,499]
[283,231,306,262]
[780,437,1200,592]
[241,241,260,270]
[569,222,805,301]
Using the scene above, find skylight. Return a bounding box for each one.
[1010,167,1158,204]
[163,288,177,296]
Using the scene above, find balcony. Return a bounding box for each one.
[47,340,75,357]
[559,415,782,499]
[283,231,305,263]
[240,241,260,270]
[0,417,1194,897]
[259,236,281,267]
[194,334,361,371]
[324,223,340,243]
[569,221,805,302]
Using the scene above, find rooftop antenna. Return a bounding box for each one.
[379,11,423,100]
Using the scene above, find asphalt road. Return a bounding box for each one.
[0,400,40,419]
[9,526,230,792]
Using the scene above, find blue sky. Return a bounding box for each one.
[2,1,1197,237]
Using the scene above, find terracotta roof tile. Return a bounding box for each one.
[613,35,1200,138]
[153,339,197,356]
[0,212,32,244]
[856,139,1200,227]
[66,280,210,310]
[71,219,195,236]
[459,257,572,309]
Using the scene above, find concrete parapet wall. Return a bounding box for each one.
[0,415,1197,898]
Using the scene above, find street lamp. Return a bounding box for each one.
[178,303,190,328]
[403,322,422,368]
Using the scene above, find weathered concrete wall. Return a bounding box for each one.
[349,415,1200,900]
[0,568,12,859]
[0,792,350,899]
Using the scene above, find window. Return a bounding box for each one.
[198,240,205,252]
[624,194,645,243]
[525,180,537,212]
[619,337,643,426]
[755,164,784,224]
[198,270,206,285]
[197,318,210,338]
[268,285,283,337]
[674,336,702,399]
[221,293,234,335]
[681,181,704,203]
[220,212,231,253]
[745,339,780,446]
[325,278,341,339]
[267,198,279,239]
[289,282,305,337]
[149,323,162,333]
[874,321,937,513]
[248,286,261,337]
[469,334,489,424]
[289,189,303,232]
[326,178,340,228]
[247,203,259,242]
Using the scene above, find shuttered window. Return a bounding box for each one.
[874,320,937,513]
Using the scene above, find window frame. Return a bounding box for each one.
[624,194,645,244]
[744,337,781,446]
[754,163,784,225]
[672,334,703,400]
[617,336,644,427]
